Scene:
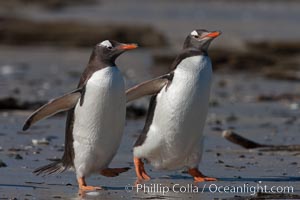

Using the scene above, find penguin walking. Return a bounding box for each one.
[126,29,221,182]
[23,40,138,191]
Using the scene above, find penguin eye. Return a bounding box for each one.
[193,35,199,39]
[107,46,113,50]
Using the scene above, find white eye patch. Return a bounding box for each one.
[191,30,198,36]
[98,40,112,48]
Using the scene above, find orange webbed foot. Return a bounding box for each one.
[134,157,151,181]
[80,185,102,191]
[188,168,217,182]
[78,177,102,191]
[194,176,217,182]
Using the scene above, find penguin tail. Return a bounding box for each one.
[33,160,68,175]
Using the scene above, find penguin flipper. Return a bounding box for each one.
[126,73,173,102]
[23,88,83,131]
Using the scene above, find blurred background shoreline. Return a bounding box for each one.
[1,0,300,108]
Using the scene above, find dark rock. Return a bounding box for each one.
[217,160,224,164]
[218,79,227,88]
[25,181,44,184]
[211,127,223,131]
[15,154,23,160]
[209,100,219,107]
[13,88,20,94]
[225,164,238,169]
[45,135,58,141]
[0,17,168,48]
[52,196,62,199]
[0,159,7,167]
[0,97,21,110]
[226,114,238,122]
[0,96,45,110]
[210,44,300,79]
[8,148,23,152]
[211,49,276,72]
[215,120,222,125]
[247,41,300,56]
[285,116,297,124]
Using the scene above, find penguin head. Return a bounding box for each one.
[183,29,221,52]
[93,40,138,64]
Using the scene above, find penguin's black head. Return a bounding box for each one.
[183,29,221,53]
[92,40,138,65]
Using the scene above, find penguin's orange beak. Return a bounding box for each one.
[203,31,221,38]
[118,43,138,50]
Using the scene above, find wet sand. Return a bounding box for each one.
[1,69,300,199]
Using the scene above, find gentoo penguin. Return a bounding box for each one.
[23,40,138,191]
[126,29,221,182]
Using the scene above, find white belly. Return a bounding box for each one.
[73,67,126,177]
[134,56,212,170]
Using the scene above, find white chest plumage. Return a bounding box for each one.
[134,55,212,170]
[72,67,126,177]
